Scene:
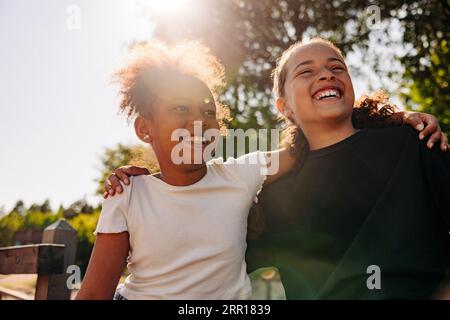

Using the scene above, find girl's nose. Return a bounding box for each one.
[189,110,209,127]
[186,114,208,132]
[318,68,335,81]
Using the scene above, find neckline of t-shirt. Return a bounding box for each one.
[143,165,210,190]
[308,129,366,158]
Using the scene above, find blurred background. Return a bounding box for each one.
[0,0,448,299]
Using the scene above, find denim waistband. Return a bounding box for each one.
[113,291,128,300]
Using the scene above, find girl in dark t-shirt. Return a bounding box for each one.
[246,38,450,299]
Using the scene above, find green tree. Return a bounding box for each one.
[143,0,448,133]
[62,199,95,219]
[0,199,100,276]
[69,210,101,275]
[396,1,449,134]
[95,143,135,196]
[39,199,52,213]
[0,211,23,246]
[95,143,159,196]
[28,203,41,213]
[10,200,25,216]
[21,210,58,230]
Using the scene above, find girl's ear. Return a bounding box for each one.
[276,98,293,119]
[134,116,153,143]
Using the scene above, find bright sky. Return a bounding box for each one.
[0,0,399,214]
[0,0,159,213]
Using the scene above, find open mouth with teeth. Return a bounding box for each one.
[179,136,213,146]
[313,88,342,101]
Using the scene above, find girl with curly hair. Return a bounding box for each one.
[245,38,450,299]
[89,39,447,300]
[76,40,297,300]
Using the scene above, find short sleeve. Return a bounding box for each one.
[223,151,269,203]
[94,186,130,236]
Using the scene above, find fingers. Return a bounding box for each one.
[425,130,441,149]
[102,166,150,200]
[103,174,122,198]
[406,112,448,151]
[109,173,124,194]
[418,122,438,141]
[405,113,425,132]
[104,178,116,197]
[114,168,131,185]
[122,166,150,177]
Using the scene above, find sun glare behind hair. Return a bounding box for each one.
[138,0,189,13]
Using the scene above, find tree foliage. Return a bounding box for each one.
[143,0,449,133]
[0,199,100,275]
[396,1,449,133]
[95,143,159,196]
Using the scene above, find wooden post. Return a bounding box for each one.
[35,219,77,300]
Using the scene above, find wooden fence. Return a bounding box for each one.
[0,219,77,300]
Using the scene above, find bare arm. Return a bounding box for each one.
[75,232,130,300]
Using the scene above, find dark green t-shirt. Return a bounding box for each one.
[246,126,450,299]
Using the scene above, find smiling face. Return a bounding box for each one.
[279,42,355,129]
[135,73,220,171]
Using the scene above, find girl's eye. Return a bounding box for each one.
[298,69,312,76]
[173,105,189,113]
[203,110,216,117]
[332,66,345,71]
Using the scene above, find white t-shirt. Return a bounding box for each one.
[94,151,268,300]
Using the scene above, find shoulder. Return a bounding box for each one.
[102,175,144,209]
[100,175,154,221]
[207,151,265,165]
[207,152,268,197]
[127,174,146,190]
[258,169,296,204]
[359,125,449,172]
[361,125,419,151]
[207,152,267,173]
[364,125,416,141]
